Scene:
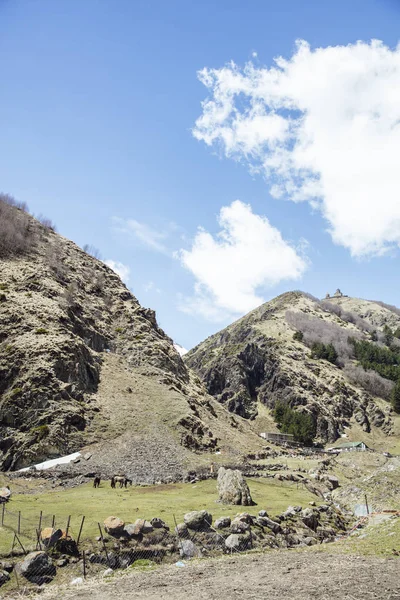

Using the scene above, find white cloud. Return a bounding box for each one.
[143,280,161,294]
[178,200,307,320]
[104,259,130,284]
[112,217,168,253]
[193,40,400,258]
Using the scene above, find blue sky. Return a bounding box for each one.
[1,0,400,350]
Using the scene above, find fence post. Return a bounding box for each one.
[51,515,55,530]
[38,510,43,534]
[98,523,112,568]
[1,503,4,526]
[18,511,21,535]
[66,515,71,537]
[365,494,370,515]
[82,550,87,579]
[77,516,85,547]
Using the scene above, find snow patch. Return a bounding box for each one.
[18,452,81,472]
[174,343,188,357]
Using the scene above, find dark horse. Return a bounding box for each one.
[93,476,101,488]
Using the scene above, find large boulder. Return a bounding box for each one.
[16,551,56,584]
[184,510,212,531]
[104,516,125,537]
[217,468,254,506]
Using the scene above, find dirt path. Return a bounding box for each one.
[41,551,400,600]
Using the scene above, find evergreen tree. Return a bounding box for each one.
[391,380,400,414]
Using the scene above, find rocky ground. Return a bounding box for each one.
[38,551,400,600]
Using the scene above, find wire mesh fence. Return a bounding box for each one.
[0,504,254,595]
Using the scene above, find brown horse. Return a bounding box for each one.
[93,476,101,488]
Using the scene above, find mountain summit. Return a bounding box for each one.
[185,291,400,445]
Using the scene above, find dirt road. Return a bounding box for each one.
[41,551,400,600]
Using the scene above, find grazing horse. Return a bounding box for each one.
[93,476,101,488]
[110,477,116,489]
[124,478,133,488]
[113,475,126,488]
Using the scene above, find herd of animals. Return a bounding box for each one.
[93,475,133,488]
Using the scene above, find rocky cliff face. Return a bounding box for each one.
[185,292,397,443]
[0,202,263,471]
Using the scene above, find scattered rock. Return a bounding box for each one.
[150,518,168,529]
[179,539,201,558]
[184,510,212,531]
[175,523,190,538]
[40,527,63,548]
[301,508,320,531]
[16,551,56,584]
[214,517,231,529]
[0,570,10,587]
[104,516,125,537]
[217,467,254,506]
[57,558,69,567]
[0,487,11,502]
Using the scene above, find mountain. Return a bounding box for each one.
[185,291,400,447]
[0,197,263,475]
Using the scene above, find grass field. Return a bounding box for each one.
[0,477,318,554]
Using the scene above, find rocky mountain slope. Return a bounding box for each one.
[0,198,263,472]
[185,291,400,444]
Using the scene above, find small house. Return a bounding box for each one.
[327,441,369,453]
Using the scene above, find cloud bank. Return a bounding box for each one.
[193,40,400,257]
[104,259,130,284]
[178,200,307,320]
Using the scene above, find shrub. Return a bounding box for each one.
[0,193,37,258]
[293,331,304,342]
[0,293,6,302]
[83,244,102,259]
[10,387,22,397]
[30,424,50,441]
[37,214,57,232]
[285,310,360,360]
[35,327,48,335]
[343,363,394,400]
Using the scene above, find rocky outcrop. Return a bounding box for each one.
[185,291,395,443]
[217,467,254,506]
[0,202,265,472]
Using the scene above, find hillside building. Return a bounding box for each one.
[260,432,295,444]
[327,441,369,453]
